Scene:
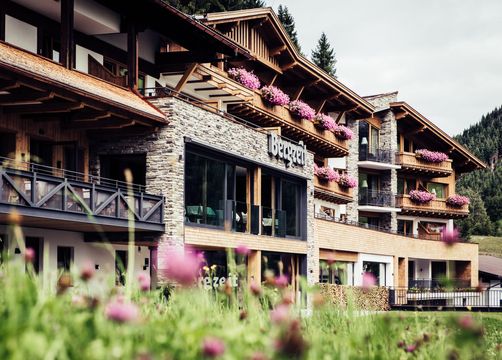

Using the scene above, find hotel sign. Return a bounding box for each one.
[268,133,306,167]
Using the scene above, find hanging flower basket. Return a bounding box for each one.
[261,85,290,106]
[446,194,470,208]
[333,125,354,140]
[415,149,449,163]
[314,164,340,182]
[289,100,315,121]
[409,190,436,204]
[227,67,261,90]
[313,113,337,131]
[337,173,357,188]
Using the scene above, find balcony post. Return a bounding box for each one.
[0,0,5,42]
[60,0,75,69]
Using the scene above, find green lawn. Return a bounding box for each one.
[471,235,502,258]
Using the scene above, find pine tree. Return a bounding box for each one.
[168,0,265,14]
[311,32,337,76]
[455,188,493,238]
[277,5,301,52]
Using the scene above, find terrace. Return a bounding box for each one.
[396,195,469,218]
[396,151,453,177]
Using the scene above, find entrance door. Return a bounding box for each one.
[115,250,128,285]
[431,261,447,286]
[25,237,42,273]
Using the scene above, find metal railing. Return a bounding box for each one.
[389,287,502,308]
[408,278,471,289]
[0,157,164,225]
[358,146,394,163]
[314,212,465,242]
[358,189,396,207]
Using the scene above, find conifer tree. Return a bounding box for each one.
[168,0,265,14]
[277,5,301,52]
[311,32,337,76]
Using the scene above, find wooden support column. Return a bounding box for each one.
[60,0,75,69]
[127,20,139,90]
[0,0,5,42]
[253,167,262,235]
[247,250,262,284]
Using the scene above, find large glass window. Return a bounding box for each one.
[282,180,300,237]
[363,261,387,286]
[57,246,74,272]
[427,182,446,199]
[319,261,354,285]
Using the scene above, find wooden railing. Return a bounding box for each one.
[396,195,469,216]
[313,175,353,202]
[396,152,453,176]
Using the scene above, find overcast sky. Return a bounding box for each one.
[265,0,502,135]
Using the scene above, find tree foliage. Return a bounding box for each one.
[277,5,301,52]
[454,106,502,237]
[311,32,337,76]
[167,0,265,14]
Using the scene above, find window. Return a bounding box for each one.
[282,180,301,237]
[319,261,354,285]
[359,216,380,229]
[115,250,128,286]
[57,246,74,272]
[398,220,414,236]
[359,121,380,155]
[100,154,147,186]
[363,261,387,286]
[398,177,417,194]
[0,234,6,264]
[427,182,446,199]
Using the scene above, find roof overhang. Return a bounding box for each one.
[390,101,486,173]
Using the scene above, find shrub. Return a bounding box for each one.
[333,125,354,140]
[227,67,261,90]
[415,149,449,163]
[409,190,436,204]
[446,194,470,207]
[313,113,337,131]
[338,173,357,188]
[261,85,290,106]
[314,164,340,182]
[289,100,316,121]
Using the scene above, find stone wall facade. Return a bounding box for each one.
[345,115,360,223]
[90,97,318,285]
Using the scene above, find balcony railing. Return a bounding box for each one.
[313,175,353,203]
[358,189,396,208]
[358,146,394,163]
[408,278,471,289]
[396,152,453,176]
[0,157,164,229]
[396,195,469,217]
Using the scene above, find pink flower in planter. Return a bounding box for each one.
[235,244,250,256]
[337,173,357,188]
[446,194,470,208]
[415,149,449,163]
[362,272,377,289]
[227,67,261,90]
[441,228,460,246]
[161,248,201,286]
[333,124,354,140]
[314,165,340,182]
[261,85,290,106]
[138,273,151,291]
[313,113,337,131]
[409,190,436,204]
[105,298,139,323]
[202,337,226,358]
[289,100,315,121]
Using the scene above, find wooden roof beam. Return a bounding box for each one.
[4,100,84,114]
[0,90,55,106]
[281,61,297,71]
[395,111,409,120]
[291,85,305,102]
[175,63,198,92]
[270,45,287,56]
[404,126,427,136]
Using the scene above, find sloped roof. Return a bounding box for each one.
[479,255,502,277]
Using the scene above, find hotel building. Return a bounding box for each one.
[0,2,484,294]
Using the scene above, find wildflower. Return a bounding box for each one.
[71,294,85,307]
[201,337,225,358]
[458,314,475,330]
[405,344,417,353]
[423,333,430,342]
[270,304,290,324]
[250,280,262,296]
[239,310,248,321]
[138,273,151,292]
[250,352,268,360]
[235,244,250,256]
[105,298,139,323]
[57,273,72,295]
[162,248,200,286]
[362,272,377,289]
[275,319,308,358]
[281,290,295,305]
[24,248,35,263]
[80,262,95,282]
[441,228,460,246]
[274,275,289,288]
[397,340,405,348]
[326,254,336,266]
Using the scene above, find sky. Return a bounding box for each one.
[265,0,502,135]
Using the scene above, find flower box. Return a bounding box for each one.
[338,173,357,188]
[333,125,354,140]
[415,149,449,163]
[227,67,260,90]
[446,194,470,208]
[409,190,436,204]
[313,113,337,131]
[289,100,315,121]
[314,164,340,182]
[261,85,290,106]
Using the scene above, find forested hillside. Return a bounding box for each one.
[455,106,502,237]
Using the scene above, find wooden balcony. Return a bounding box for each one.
[313,175,353,204]
[0,159,164,233]
[227,93,349,158]
[396,152,453,177]
[396,195,469,218]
